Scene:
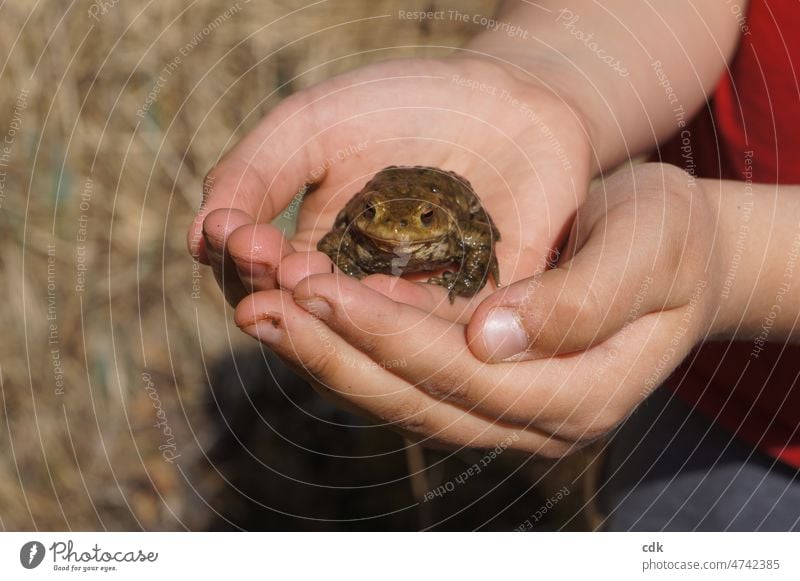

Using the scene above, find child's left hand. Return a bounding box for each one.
[235,163,722,455]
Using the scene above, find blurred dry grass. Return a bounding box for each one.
[0,0,597,531]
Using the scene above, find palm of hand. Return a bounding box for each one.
[270,58,590,318]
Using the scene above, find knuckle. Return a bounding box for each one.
[572,273,603,327]
[350,300,402,337]
[300,347,340,387]
[379,396,428,433]
[548,274,603,345]
[655,162,694,198]
[422,364,472,404]
[346,332,381,356]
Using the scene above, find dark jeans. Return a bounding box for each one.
[599,388,800,531]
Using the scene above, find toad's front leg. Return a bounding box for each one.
[428,222,500,303]
[317,230,368,279]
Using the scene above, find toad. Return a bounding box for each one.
[317,165,500,302]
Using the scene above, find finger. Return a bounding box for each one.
[187,91,322,262]
[233,290,564,454]
[292,270,671,449]
[290,273,583,432]
[227,223,295,293]
[274,357,390,422]
[280,361,492,452]
[360,274,476,324]
[467,205,685,362]
[188,160,267,263]
[291,263,700,450]
[202,208,254,306]
[276,251,336,291]
[278,254,479,325]
[342,241,552,324]
[560,305,699,442]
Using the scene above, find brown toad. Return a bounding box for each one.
[317,165,500,302]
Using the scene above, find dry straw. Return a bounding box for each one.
[0,0,496,531]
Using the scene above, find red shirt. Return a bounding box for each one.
[658,0,800,467]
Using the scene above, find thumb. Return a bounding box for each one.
[467,221,668,362]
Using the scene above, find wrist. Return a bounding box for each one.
[706,178,800,342]
[698,178,738,340]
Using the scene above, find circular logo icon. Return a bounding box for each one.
[19,541,46,569]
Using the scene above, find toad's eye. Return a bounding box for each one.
[363,202,376,220]
[420,209,435,226]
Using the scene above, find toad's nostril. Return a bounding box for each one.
[399,219,408,228]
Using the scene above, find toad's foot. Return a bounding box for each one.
[427,268,493,304]
[317,230,368,279]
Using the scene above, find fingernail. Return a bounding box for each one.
[482,308,529,361]
[239,316,283,344]
[202,231,222,261]
[295,296,333,320]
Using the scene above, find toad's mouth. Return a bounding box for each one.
[365,234,446,251]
